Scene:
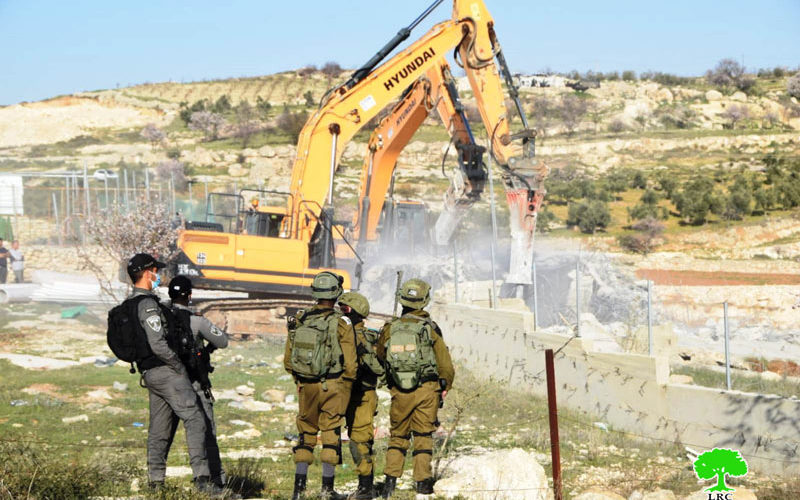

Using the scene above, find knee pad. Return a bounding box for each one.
[292,433,315,464]
[320,428,342,465]
[349,440,363,465]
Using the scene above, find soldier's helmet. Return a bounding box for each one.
[398,278,431,310]
[311,271,344,300]
[339,291,370,318]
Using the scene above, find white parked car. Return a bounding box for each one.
[93,169,118,181]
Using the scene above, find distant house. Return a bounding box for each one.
[513,74,567,88]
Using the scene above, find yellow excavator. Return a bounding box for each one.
[350,57,487,254]
[173,0,546,298]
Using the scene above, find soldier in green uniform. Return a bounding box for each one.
[377,278,455,498]
[338,292,385,499]
[284,271,358,500]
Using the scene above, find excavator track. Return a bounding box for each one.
[194,298,394,340]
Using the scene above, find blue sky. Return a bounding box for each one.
[1,0,798,105]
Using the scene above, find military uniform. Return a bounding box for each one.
[377,279,455,497]
[286,272,357,500]
[284,304,357,464]
[338,292,384,499]
[132,286,210,484]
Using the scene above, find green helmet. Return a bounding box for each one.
[339,291,370,317]
[311,271,343,300]
[398,278,431,310]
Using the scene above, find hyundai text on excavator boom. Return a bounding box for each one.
[173,0,546,299]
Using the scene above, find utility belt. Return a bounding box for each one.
[295,370,343,384]
[390,374,439,393]
[136,356,166,373]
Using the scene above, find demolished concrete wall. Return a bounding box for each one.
[431,301,800,474]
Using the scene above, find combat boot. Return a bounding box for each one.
[195,475,226,498]
[415,478,435,495]
[321,475,346,500]
[291,473,307,500]
[381,475,397,499]
[147,480,164,493]
[350,474,374,499]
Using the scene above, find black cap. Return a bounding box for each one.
[168,275,193,299]
[127,253,166,275]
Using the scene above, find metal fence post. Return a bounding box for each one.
[83,162,90,217]
[145,168,150,202]
[575,258,581,337]
[188,181,194,220]
[123,169,129,212]
[546,349,563,500]
[453,239,459,303]
[647,280,653,356]
[724,301,732,391]
[487,156,498,309]
[533,259,539,331]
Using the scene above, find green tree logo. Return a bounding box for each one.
[693,448,749,492]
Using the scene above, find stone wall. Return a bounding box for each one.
[431,301,800,474]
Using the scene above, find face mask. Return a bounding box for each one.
[151,272,161,290]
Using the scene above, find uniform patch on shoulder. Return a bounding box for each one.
[341,316,352,325]
[210,325,224,337]
[146,315,162,332]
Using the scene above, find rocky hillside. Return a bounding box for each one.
[2,67,799,256]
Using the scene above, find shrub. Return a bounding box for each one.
[166,147,181,160]
[321,61,343,78]
[787,73,800,99]
[621,70,637,81]
[628,189,667,220]
[234,101,260,148]
[560,94,588,135]
[179,99,208,125]
[277,106,309,143]
[297,65,317,77]
[673,176,722,224]
[140,123,165,149]
[567,199,610,233]
[255,96,272,119]
[303,90,315,107]
[608,118,627,133]
[535,206,557,232]
[706,58,756,92]
[657,105,697,129]
[618,217,665,254]
[189,111,226,141]
[212,94,232,114]
[631,171,648,189]
[641,71,693,86]
[721,104,750,129]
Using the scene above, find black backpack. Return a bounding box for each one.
[107,295,151,373]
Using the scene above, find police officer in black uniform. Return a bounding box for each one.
[168,276,232,491]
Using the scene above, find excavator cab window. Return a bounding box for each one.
[244,212,284,237]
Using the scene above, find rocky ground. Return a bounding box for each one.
[2,300,796,499]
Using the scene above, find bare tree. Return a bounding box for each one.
[618,217,665,254]
[82,203,179,297]
[140,123,166,150]
[530,95,554,142]
[321,62,343,78]
[235,101,260,148]
[189,111,227,141]
[560,94,588,135]
[297,65,317,77]
[706,58,755,92]
[788,73,800,99]
[156,160,188,191]
[721,104,750,129]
